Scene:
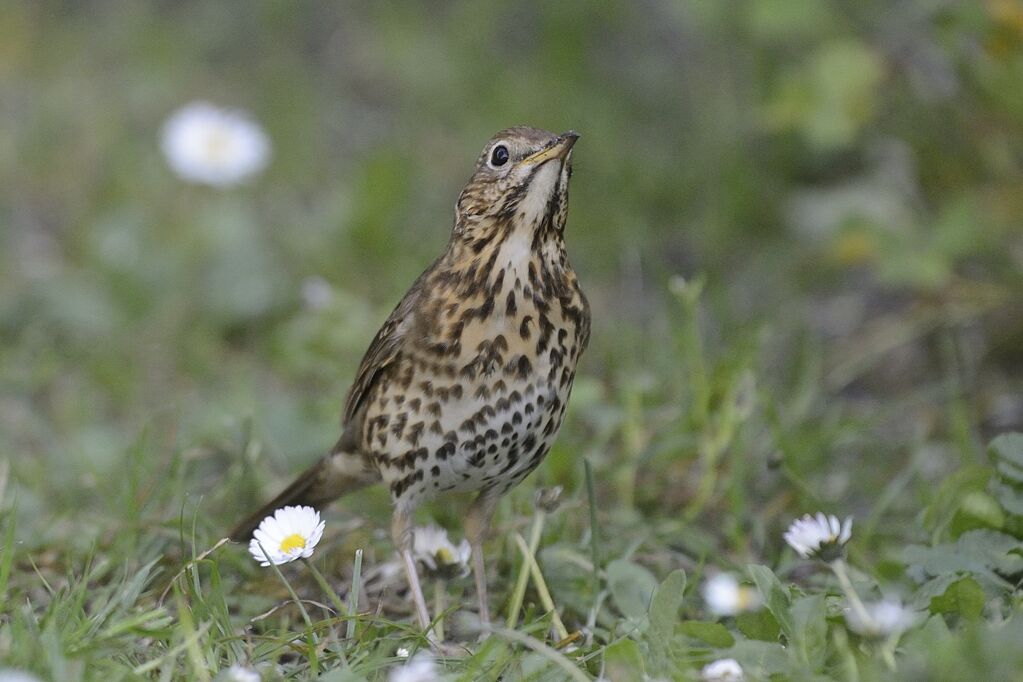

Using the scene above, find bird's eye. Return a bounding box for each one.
[490,144,509,167]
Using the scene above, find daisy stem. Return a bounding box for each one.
[433,577,446,641]
[513,532,569,641]
[302,558,348,619]
[257,541,314,632]
[506,509,546,629]
[830,558,873,630]
[880,634,898,671]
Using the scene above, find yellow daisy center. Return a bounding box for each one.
[279,533,307,553]
[435,547,455,565]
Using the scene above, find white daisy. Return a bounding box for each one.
[0,671,43,682]
[248,506,324,566]
[300,275,334,310]
[412,525,471,578]
[701,658,744,681]
[845,597,921,638]
[783,512,852,561]
[218,665,261,682]
[702,573,762,616]
[389,653,438,682]
[161,101,270,187]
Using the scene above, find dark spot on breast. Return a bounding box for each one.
[480,296,494,318]
[407,421,424,446]
[520,316,533,340]
[516,355,532,379]
[436,442,455,460]
[390,414,408,438]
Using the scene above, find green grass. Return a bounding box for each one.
[3,1,1023,680]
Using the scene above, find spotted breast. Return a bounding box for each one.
[360,223,590,513]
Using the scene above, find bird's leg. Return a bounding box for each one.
[392,508,435,640]
[465,490,501,628]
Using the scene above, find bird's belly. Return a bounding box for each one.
[363,358,572,509]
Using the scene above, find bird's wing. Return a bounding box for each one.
[341,269,431,428]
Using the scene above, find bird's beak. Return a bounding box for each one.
[521,131,580,166]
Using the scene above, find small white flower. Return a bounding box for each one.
[248,506,325,566]
[702,573,762,616]
[845,597,921,638]
[389,653,438,682]
[0,671,43,682]
[396,646,411,659]
[161,101,270,187]
[667,275,688,296]
[412,525,471,578]
[701,658,744,681]
[300,275,334,310]
[220,665,261,682]
[783,512,852,561]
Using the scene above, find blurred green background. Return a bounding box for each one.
[2,0,1023,560]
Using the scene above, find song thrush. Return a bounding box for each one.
[231,126,590,643]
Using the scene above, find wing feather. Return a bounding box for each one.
[341,267,433,427]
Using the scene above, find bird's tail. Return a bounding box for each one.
[229,448,375,542]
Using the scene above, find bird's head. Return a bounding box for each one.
[454,127,578,243]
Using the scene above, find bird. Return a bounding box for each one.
[231,126,590,644]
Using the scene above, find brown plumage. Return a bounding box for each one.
[231,126,589,644]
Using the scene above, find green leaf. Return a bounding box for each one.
[724,640,791,677]
[646,569,686,677]
[952,491,1006,536]
[789,594,827,669]
[680,620,735,648]
[603,638,646,682]
[989,433,1023,471]
[929,576,985,620]
[607,559,659,620]
[903,530,1023,585]
[994,459,1023,486]
[747,564,794,639]
[736,609,781,642]
[991,479,1023,516]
